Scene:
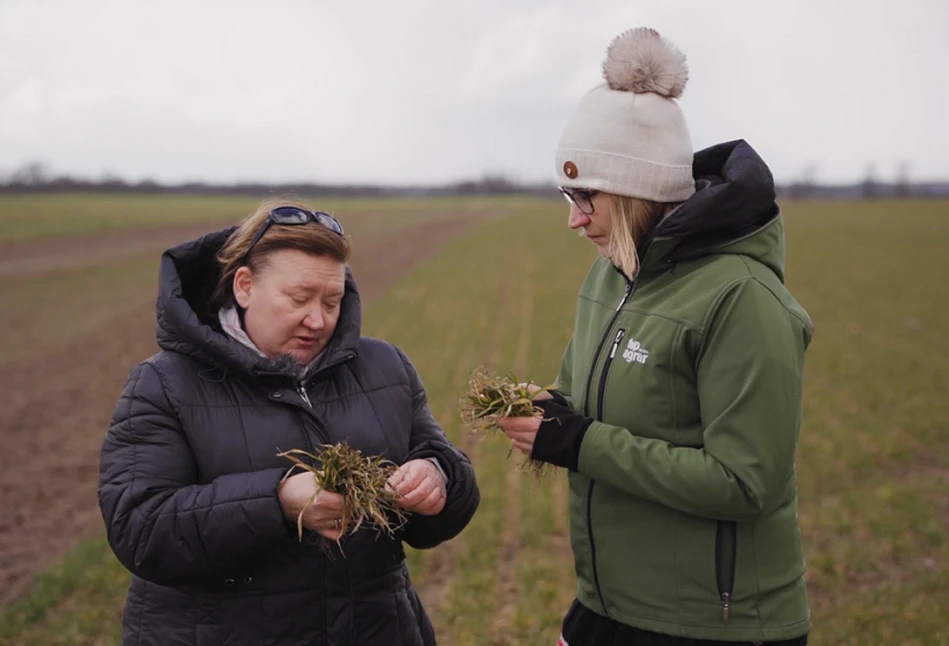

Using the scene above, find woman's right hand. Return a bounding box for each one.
[278,472,345,541]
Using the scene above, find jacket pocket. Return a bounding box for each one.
[715,520,738,624]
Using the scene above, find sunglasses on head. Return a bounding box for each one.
[241,206,344,266]
[558,186,597,215]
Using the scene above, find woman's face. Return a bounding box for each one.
[233,249,346,365]
[565,189,614,257]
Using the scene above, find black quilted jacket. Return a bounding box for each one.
[97,228,480,646]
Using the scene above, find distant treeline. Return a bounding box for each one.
[0,164,554,197]
[778,180,949,200]
[2,163,948,199]
[0,178,552,197]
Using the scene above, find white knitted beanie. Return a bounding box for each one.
[555,28,695,203]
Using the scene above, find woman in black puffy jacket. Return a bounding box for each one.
[98,198,480,646]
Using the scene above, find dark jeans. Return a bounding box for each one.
[560,599,808,646]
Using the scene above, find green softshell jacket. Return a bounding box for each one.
[555,140,813,642]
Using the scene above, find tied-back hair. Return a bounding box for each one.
[606,194,669,280]
[212,197,351,310]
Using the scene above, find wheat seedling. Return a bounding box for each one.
[459,366,555,475]
[277,443,408,550]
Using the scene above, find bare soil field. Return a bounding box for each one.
[0,206,478,279]
[0,223,228,278]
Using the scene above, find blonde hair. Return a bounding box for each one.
[606,194,668,280]
[212,197,351,309]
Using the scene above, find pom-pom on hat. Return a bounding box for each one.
[555,28,695,203]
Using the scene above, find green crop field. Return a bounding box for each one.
[0,194,517,242]
[0,195,946,645]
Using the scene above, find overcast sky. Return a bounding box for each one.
[1,0,947,186]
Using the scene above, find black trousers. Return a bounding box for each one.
[560,599,808,646]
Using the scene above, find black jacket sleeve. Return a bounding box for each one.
[97,361,292,585]
[395,350,480,550]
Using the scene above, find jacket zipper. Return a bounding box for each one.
[582,283,632,417]
[597,329,626,420]
[269,362,344,646]
[296,355,356,442]
[295,383,320,461]
[715,521,738,623]
[292,379,327,646]
[582,282,633,619]
[320,553,328,646]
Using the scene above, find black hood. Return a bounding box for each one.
[652,139,779,264]
[154,227,362,383]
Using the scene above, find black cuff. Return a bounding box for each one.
[531,400,593,472]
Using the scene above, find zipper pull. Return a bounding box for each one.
[721,592,731,624]
[615,283,632,311]
[608,329,626,358]
[297,383,313,408]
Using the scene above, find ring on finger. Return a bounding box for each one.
[333,519,341,530]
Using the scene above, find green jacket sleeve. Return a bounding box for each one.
[553,335,575,406]
[577,278,809,522]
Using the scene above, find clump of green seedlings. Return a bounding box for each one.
[278,443,408,547]
[460,366,555,475]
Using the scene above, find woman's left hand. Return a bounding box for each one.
[495,416,541,456]
[388,460,447,516]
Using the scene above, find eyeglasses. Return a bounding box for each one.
[558,186,597,215]
[241,206,344,265]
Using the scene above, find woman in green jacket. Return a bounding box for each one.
[496,28,812,646]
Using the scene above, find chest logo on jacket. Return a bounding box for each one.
[622,338,650,365]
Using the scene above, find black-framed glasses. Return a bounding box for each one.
[558,186,597,215]
[241,206,344,265]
